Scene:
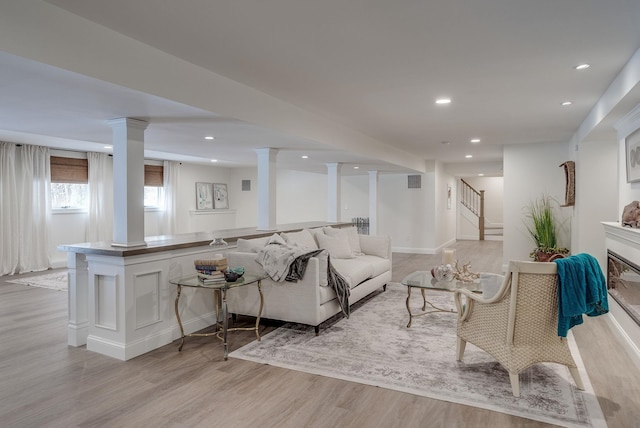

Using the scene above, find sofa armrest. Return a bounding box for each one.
[358,235,391,259]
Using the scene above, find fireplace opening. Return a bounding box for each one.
[607,250,640,326]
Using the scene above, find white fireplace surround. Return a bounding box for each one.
[602,221,640,363]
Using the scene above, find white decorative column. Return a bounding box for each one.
[256,148,278,231]
[108,118,148,247]
[327,163,342,222]
[369,170,379,235]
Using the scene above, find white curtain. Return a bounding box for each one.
[0,142,51,275]
[0,143,19,275]
[87,152,114,242]
[162,160,180,235]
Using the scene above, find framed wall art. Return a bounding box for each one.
[213,183,229,209]
[195,182,214,210]
[626,128,640,183]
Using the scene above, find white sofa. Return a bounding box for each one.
[226,227,392,334]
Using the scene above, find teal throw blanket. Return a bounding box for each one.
[553,253,608,337]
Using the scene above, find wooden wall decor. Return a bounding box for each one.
[559,161,575,206]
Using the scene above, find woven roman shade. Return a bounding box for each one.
[50,156,88,183]
[144,164,164,186]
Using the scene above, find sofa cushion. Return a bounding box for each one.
[323,226,363,256]
[356,255,392,277]
[331,258,374,289]
[281,229,318,250]
[236,236,270,253]
[316,232,354,259]
[359,235,390,259]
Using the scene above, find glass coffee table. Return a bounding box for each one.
[170,273,267,360]
[401,270,484,328]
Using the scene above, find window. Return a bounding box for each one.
[144,164,164,209]
[144,186,164,208]
[50,156,89,210]
[51,183,89,209]
[49,157,165,209]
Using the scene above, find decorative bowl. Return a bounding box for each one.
[230,266,245,277]
[434,264,455,282]
[224,271,239,282]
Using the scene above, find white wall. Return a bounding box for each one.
[376,173,435,252]
[503,141,571,269]
[276,169,327,224]
[617,106,640,217]
[341,174,369,221]
[229,167,258,228]
[573,139,618,265]
[435,163,457,249]
[173,163,235,233]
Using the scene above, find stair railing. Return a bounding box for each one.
[460,179,485,240]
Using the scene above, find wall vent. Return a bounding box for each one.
[241,180,251,191]
[408,175,421,189]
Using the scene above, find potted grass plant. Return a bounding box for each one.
[524,195,569,262]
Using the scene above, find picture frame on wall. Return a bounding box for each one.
[626,128,640,183]
[213,183,229,209]
[195,182,214,210]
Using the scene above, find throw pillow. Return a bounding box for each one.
[323,226,363,256]
[282,229,318,250]
[236,238,264,253]
[358,235,390,259]
[316,232,354,259]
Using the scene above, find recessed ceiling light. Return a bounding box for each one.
[204,136,215,140]
[574,64,590,70]
[478,173,485,176]
[104,145,113,149]
[435,98,451,105]
[470,139,481,143]
[210,159,217,163]
[301,155,309,159]
[561,101,573,106]
[465,155,473,159]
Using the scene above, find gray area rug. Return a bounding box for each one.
[7,271,68,291]
[230,283,606,428]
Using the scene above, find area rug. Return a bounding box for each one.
[6,271,68,291]
[230,283,606,428]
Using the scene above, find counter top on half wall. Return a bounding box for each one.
[58,221,352,257]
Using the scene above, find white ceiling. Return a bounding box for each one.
[2,1,640,176]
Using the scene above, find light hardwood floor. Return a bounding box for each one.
[1,240,639,427]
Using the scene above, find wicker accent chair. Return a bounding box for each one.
[454,260,585,397]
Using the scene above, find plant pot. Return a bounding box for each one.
[534,251,566,262]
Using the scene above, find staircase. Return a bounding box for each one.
[460,179,503,240]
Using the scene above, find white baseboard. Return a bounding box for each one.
[484,235,503,241]
[392,247,437,254]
